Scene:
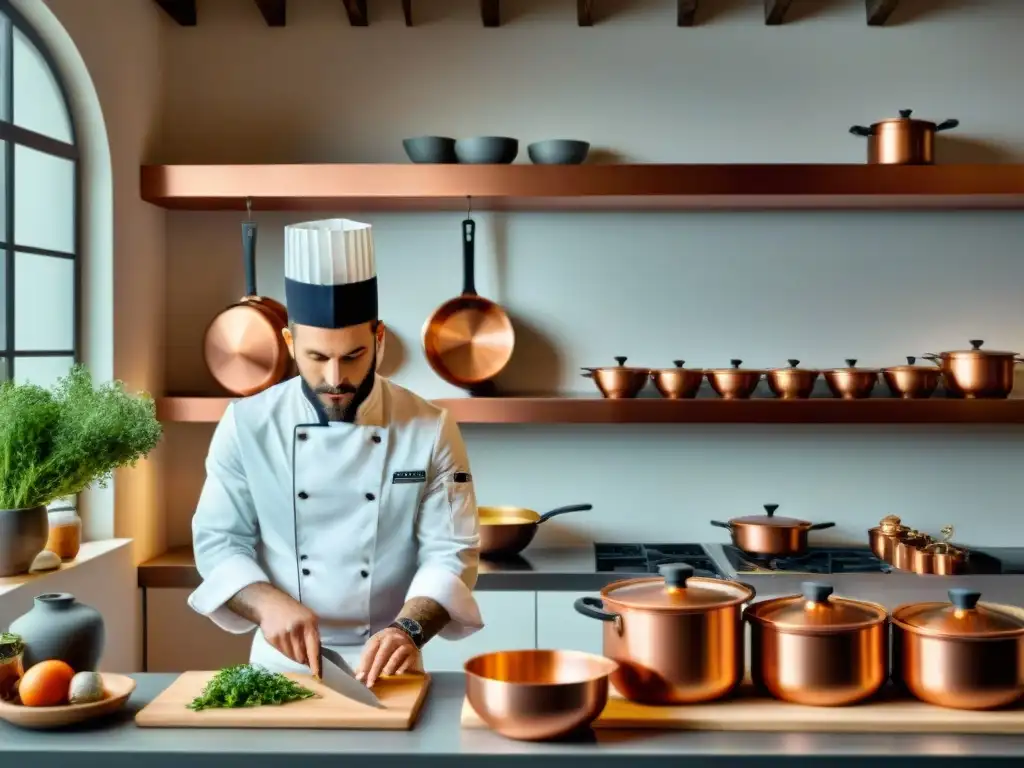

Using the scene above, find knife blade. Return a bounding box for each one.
[318,646,385,709]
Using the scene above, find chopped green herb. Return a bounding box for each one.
[0,632,24,661]
[187,664,317,711]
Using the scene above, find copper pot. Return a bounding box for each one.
[573,563,754,704]
[581,357,649,399]
[909,525,966,576]
[651,360,703,399]
[893,530,929,571]
[922,340,1024,399]
[823,359,879,400]
[882,356,941,399]
[849,110,959,165]
[710,503,835,557]
[746,582,888,706]
[867,514,911,562]
[892,588,1024,710]
[464,649,617,741]
[478,504,592,558]
[706,359,764,400]
[766,359,819,400]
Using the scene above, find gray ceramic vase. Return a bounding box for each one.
[0,506,48,577]
[9,593,106,671]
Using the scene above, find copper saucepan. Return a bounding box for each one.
[464,649,617,741]
[849,109,959,165]
[892,588,1024,710]
[922,340,1024,399]
[823,359,879,399]
[706,359,764,400]
[574,563,755,704]
[204,218,291,396]
[745,581,889,707]
[581,357,649,399]
[651,360,704,399]
[479,504,592,558]
[766,359,820,400]
[711,504,836,557]
[882,356,941,399]
[422,217,515,390]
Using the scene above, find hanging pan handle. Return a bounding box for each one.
[242,218,258,298]
[462,218,478,297]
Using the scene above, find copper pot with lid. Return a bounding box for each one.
[706,359,764,400]
[849,109,959,165]
[823,359,879,400]
[651,360,704,399]
[581,356,649,399]
[892,588,1024,710]
[766,359,819,400]
[922,340,1024,399]
[882,356,941,399]
[868,514,910,562]
[710,504,836,557]
[746,582,889,706]
[573,563,754,704]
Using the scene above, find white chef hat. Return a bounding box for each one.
[283,218,377,329]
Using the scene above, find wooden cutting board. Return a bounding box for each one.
[136,672,430,730]
[462,684,1024,734]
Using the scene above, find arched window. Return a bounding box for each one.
[0,1,78,512]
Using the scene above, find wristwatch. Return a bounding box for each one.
[389,618,425,649]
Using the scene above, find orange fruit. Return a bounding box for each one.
[18,660,75,707]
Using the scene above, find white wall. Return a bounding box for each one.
[156,0,1024,550]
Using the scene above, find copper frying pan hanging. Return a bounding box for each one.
[422,201,515,389]
[204,201,291,396]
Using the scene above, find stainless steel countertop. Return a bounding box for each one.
[3,673,1022,767]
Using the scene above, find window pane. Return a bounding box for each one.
[0,251,5,350]
[0,140,7,242]
[0,14,10,123]
[14,144,74,253]
[14,252,73,350]
[13,353,72,389]
[0,356,6,382]
[12,27,72,144]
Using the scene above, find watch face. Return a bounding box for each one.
[395,618,423,646]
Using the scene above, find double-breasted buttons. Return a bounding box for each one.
[365,492,375,501]
[300,554,308,561]
[297,432,308,441]
[360,569,369,578]
[371,434,381,444]
[301,568,311,576]
[298,491,309,500]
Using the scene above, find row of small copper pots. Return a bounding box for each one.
[710,504,835,557]
[574,565,1024,712]
[868,516,967,575]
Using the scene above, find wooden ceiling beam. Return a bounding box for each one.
[341,0,368,26]
[678,0,697,26]
[764,0,793,25]
[866,0,899,26]
[154,0,196,26]
[481,0,499,27]
[578,1,593,26]
[254,0,286,26]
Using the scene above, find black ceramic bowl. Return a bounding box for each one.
[402,136,457,164]
[455,136,519,164]
[527,140,590,165]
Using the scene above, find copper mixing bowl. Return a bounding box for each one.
[464,649,617,741]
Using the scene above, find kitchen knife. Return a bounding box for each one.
[319,645,385,709]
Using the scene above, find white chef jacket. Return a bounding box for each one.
[187,374,483,672]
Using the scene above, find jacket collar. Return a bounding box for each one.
[299,375,384,427]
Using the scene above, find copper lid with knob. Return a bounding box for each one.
[600,564,753,612]
[746,582,888,635]
[730,504,815,530]
[892,589,1024,639]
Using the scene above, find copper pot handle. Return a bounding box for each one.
[850,125,873,137]
[935,119,960,132]
[710,520,733,531]
[808,522,836,531]
[536,504,593,524]
[574,596,620,623]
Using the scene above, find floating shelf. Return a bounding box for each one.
[157,396,1024,425]
[140,164,1024,212]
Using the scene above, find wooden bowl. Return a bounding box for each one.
[0,673,136,729]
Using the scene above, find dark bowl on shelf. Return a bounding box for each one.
[402,136,457,164]
[455,136,519,164]
[527,140,590,165]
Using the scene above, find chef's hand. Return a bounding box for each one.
[256,590,321,677]
[355,628,420,687]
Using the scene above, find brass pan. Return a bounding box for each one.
[478,504,592,558]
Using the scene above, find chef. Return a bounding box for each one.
[188,218,482,686]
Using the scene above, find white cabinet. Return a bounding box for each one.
[421,591,537,673]
[535,591,603,655]
[145,588,253,672]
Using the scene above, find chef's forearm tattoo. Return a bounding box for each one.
[226,582,277,624]
[398,597,450,644]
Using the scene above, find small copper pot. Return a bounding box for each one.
[706,359,764,400]
[464,649,618,741]
[883,356,941,399]
[922,340,1024,399]
[893,530,929,571]
[849,110,959,165]
[651,360,704,399]
[766,359,820,400]
[892,589,1024,710]
[581,356,649,399]
[711,504,836,557]
[746,582,889,706]
[867,514,910,563]
[823,359,879,400]
[573,564,754,705]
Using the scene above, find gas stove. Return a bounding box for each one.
[594,543,724,579]
[721,545,891,575]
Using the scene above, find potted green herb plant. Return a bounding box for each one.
[0,365,163,577]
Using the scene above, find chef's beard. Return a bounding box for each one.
[313,340,377,423]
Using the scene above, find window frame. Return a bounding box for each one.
[0,0,80,512]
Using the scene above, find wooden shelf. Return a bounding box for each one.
[157,396,1024,425]
[139,164,1024,212]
